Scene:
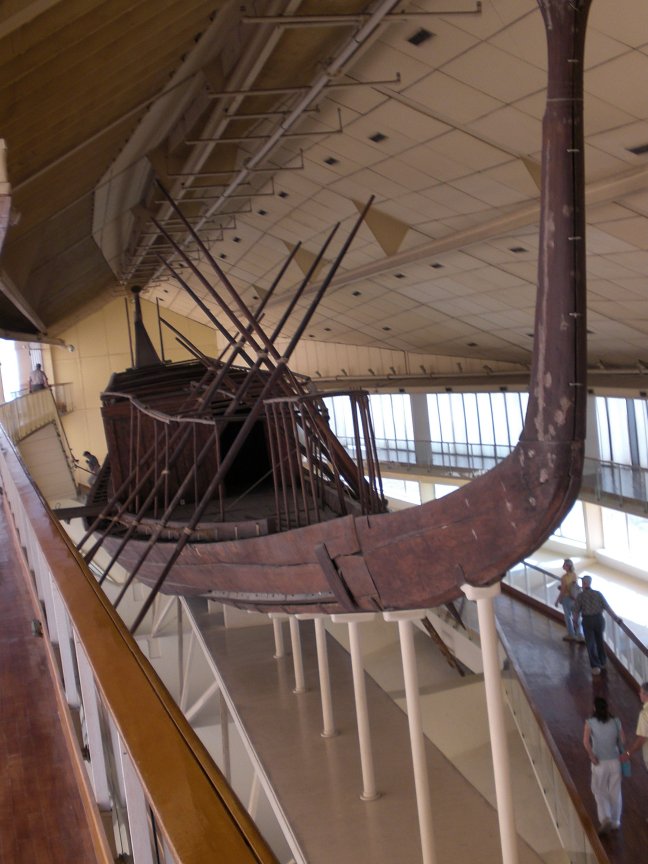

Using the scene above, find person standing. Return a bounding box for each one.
[554,558,584,641]
[572,575,621,675]
[82,450,100,475]
[28,362,49,392]
[583,697,625,835]
[621,681,648,772]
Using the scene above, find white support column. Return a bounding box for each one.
[462,583,519,864]
[288,616,306,693]
[410,392,432,468]
[331,612,380,801]
[75,636,111,809]
[118,739,156,864]
[384,611,437,864]
[297,614,337,737]
[51,582,80,707]
[269,613,287,658]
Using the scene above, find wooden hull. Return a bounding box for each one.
[103,437,582,614]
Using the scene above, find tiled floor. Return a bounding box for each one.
[188,598,546,864]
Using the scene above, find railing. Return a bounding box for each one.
[104,591,304,864]
[0,387,78,479]
[0,426,278,863]
[504,560,648,685]
[337,434,648,512]
[50,381,74,415]
[0,387,60,443]
[583,456,648,512]
[338,435,515,476]
[430,600,608,863]
[498,628,607,864]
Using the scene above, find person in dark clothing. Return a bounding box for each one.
[572,575,622,675]
[82,450,100,475]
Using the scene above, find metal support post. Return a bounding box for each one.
[462,583,519,864]
[288,616,306,693]
[297,614,337,737]
[75,636,111,809]
[331,613,380,801]
[384,611,437,864]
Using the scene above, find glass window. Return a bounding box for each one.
[551,501,586,544]
[368,394,413,444]
[601,507,629,555]
[381,477,421,505]
[435,483,459,498]
[427,394,442,443]
[450,394,467,443]
[476,393,495,445]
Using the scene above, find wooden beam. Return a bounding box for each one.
[0,0,67,41]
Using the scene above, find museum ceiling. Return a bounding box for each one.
[2,0,648,386]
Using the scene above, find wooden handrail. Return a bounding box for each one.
[0,427,278,863]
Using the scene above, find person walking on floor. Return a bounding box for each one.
[621,681,648,773]
[583,697,626,835]
[572,575,622,675]
[554,558,584,641]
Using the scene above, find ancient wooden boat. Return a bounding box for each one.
[79,0,591,630]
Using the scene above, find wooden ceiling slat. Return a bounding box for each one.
[0,0,150,66]
[0,3,214,127]
[0,0,154,82]
[10,120,135,236]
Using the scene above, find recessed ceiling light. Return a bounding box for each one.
[382,326,391,331]
[352,290,362,296]
[408,28,433,47]
[467,342,478,347]
[627,142,648,155]
[278,190,289,198]
[233,236,241,243]
[324,327,332,332]
[430,262,443,269]
[527,332,534,338]
[509,246,528,254]
[219,253,227,259]
[257,208,268,215]
[369,132,387,143]
[323,156,339,166]
[394,272,405,279]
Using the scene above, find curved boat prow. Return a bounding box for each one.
[348,0,591,608]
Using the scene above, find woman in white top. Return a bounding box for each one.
[583,697,625,835]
